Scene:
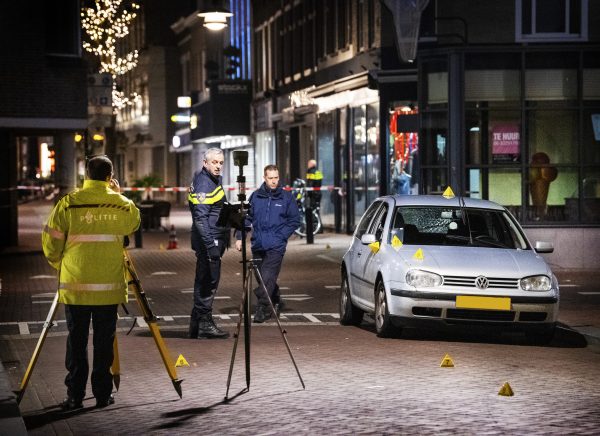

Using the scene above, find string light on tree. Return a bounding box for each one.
[81,0,141,111]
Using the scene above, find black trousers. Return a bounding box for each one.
[191,235,227,318]
[64,304,118,401]
[252,249,284,307]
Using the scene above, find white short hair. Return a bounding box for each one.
[204,147,224,161]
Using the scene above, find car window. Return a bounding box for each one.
[393,206,529,249]
[368,203,389,241]
[355,201,382,239]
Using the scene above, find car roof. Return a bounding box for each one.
[378,194,506,211]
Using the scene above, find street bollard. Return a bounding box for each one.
[134,226,143,248]
[305,206,314,244]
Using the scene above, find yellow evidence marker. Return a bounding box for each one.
[412,248,424,261]
[391,235,403,251]
[442,186,455,199]
[498,382,514,396]
[175,354,190,367]
[369,241,380,254]
[440,353,455,368]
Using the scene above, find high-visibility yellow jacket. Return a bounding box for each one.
[42,180,141,306]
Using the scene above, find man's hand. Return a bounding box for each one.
[109,178,120,193]
[208,246,221,261]
[235,239,243,251]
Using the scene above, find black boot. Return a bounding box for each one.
[197,313,230,339]
[188,315,199,339]
[253,305,272,323]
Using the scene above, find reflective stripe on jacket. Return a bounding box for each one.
[42,179,141,306]
[188,167,228,248]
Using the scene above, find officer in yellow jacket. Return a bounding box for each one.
[42,155,140,410]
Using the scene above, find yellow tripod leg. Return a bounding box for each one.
[15,292,60,404]
[111,335,120,391]
[124,250,182,398]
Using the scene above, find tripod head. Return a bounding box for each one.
[216,150,249,230]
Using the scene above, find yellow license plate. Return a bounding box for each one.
[455,295,511,311]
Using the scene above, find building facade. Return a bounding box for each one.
[0,0,87,247]
[251,0,599,268]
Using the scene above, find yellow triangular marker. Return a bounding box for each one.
[440,353,454,367]
[442,186,455,199]
[369,241,380,254]
[175,354,190,367]
[498,382,514,396]
[159,243,166,251]
[325,244,331,250]
[391,235,403,251]
[412,248,424,261]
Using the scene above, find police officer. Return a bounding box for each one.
[305,158,323,209]
[235,165,300,322]
[188,148,230,339]
[42,155,140,410]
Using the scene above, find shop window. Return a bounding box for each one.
[466,110,521,165]
[421,112,447,166]
[468,168,522,208]
[389,104,419,195]
[516,0,588,42]
[583,109,600,164]
[421,59,448,109]
[528,165,578,222]
[423,168,448,195]
[526,110,578,164]
[580,170,600,223]
[583,51,600,104]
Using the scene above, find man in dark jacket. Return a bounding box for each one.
[188,147,230,338]
[235,165,300,323]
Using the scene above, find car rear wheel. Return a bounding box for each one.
[339,271,364,326]
[375,281,396,337]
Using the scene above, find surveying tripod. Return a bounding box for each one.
[15,249,182,404]
[224,257,306,400]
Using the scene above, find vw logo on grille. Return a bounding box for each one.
[475,276,489,289]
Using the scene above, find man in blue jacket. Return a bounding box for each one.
[188,147,230,338]
[235,164,300,322]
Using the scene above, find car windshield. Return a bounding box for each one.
[389,206,529,249]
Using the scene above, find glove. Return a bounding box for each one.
[208,246,221,261]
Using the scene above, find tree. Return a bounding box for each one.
[81,0,141,110]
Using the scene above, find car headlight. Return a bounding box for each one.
[520,275,551,291]
[406,270,443,288]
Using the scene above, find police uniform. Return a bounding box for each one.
[187,167,230,338]
[306,165,323,207]
[42,179,140,407]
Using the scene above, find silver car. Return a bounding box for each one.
[340,195,559,341]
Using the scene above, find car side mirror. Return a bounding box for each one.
[361,234,377,245]
[534,241,554,253]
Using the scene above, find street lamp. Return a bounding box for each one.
[198,1,232,31]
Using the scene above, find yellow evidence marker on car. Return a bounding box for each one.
[369,241,380,254]
[391,235,403,251]
[442,186,455,199]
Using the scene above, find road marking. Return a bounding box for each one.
[150,271,177,276]
[214,296,231,300]
[180,288,194,292]
[303,314,321,323]
[162,316,174,321]
[282,294,312,301]
[216,314,231,320]
[578,292,600,295]
[18,322,30,335]
[324,285,340,289]
[316,254,340,264]
[32,293,57,298]
[560,284,580,287]
[32,301,53,304]
[29,275,55,279]
[279,286,290,290]
[136,317,148,328]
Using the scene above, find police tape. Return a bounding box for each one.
[118,185,357,192]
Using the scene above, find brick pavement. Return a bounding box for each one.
[1,200,600,434]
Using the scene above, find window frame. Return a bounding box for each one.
[515,0,588,43]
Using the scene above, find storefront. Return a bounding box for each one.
[419,47,600,226]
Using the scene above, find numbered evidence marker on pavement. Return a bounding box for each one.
[498,381,514,396]
[440,353,455,368]
[175,354,190,367]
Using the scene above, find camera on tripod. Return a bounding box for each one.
[216,150,249,230]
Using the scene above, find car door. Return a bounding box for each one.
[356,203,390,308]
[348,201,382,305]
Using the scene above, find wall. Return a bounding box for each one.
[525,227,600,270]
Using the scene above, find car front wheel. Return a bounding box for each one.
[339,270,364,326]
[375,280,396,338]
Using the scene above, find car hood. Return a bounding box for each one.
[395,246,551,278]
